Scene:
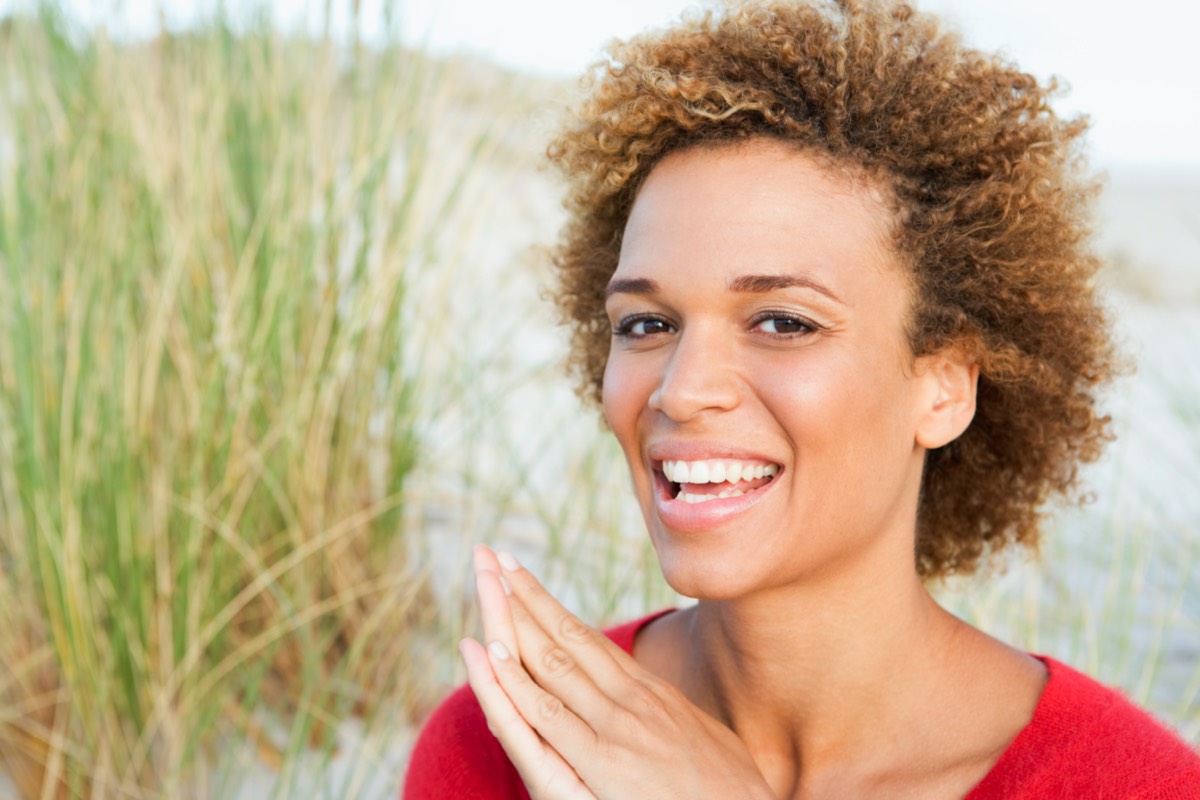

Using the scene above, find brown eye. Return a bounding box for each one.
[754,315,815,335]
[615,315,674,337]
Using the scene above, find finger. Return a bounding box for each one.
[498,554,696,726]
[473,543,508,584]
[467,639,599,800]
[497,552,634,685]
[460,638,593,800]
[483,635,604,773]
[502,590,624,724]
[474,561,519,663]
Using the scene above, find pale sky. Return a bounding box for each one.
[396,0,1200,169]
[10,0,1200,167]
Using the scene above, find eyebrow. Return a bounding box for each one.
[728,273,843,304]
[605,273,843,304]
[605,277,659,299]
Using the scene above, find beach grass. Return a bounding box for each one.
[0,4,560,794]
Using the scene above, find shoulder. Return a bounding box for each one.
[401,610,673,799]
[968,657,1200,799]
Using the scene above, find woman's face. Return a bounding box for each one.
[602,141,957,600]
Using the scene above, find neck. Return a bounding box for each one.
[678,552,962,778]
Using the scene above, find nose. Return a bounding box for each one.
[648,324,741,421]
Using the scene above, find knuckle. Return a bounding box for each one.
[558,613,592,642]
[536,693,565,722]
[626,682,669,718]
[539,645,575,677]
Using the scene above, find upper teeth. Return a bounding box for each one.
[662,459,779,484]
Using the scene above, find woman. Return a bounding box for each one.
[404,1,1200,797]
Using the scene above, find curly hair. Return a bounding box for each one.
[547,0,1119,579]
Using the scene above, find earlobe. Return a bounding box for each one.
[914,349,978,450]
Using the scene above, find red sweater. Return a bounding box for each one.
[403,612,1200,798]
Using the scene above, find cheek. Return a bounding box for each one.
[601,356,638,441]
[755,350,909,452]
[602,353,663,470]
[753,356,848,424]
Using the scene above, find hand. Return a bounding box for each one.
[459,545,774,800]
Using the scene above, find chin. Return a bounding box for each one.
[653,540,766,602]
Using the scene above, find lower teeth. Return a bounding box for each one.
[678,488,747,504]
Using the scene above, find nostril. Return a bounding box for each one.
[646,337,741,421]
[649,380,740,422]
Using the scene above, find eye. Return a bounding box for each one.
[613,314,675,338]
[752,313,818,336]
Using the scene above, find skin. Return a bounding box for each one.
[461,140,1047,799]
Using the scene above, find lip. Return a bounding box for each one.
[646,441,783,533]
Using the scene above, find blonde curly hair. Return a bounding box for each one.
[547,0,1119,579]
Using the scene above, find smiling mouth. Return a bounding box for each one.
[660,458,780,504]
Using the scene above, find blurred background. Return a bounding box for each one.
[0,1,1196,797]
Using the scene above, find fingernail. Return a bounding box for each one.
[488,641,511,661]
[497,551,520,572]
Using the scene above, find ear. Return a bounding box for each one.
[913,347,978,450]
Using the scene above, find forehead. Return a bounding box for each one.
[615,141,903,290]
